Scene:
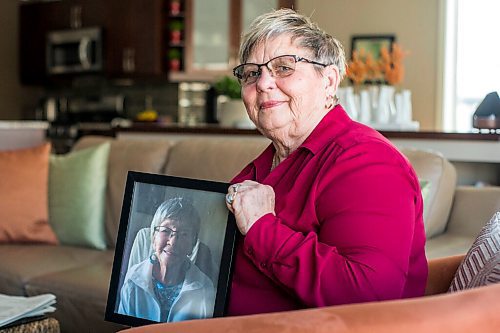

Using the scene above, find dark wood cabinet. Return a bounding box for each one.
[102,0,165,77]
[19,1,61,85]
[18,0,295,85]
[19,0,167,85]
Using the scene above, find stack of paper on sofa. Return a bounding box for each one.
[0,293,55,328]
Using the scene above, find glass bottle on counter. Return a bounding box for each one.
[178,82,209,125]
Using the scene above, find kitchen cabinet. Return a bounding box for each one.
[19,0,166,85]
[20,0,110,84]
[19,1,61,85]
[18,0,295,85]
[103,0,165,78]
[168,0,296,82]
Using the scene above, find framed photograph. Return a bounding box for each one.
[105,171,237,327]
[350,34,396,61]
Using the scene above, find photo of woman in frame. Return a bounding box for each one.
[117,197,215,322]
[111,173,233,323]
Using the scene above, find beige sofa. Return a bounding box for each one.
[0,135,499,332]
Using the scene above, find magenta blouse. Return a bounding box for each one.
[227,105,428,316]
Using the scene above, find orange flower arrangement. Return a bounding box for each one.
[379,43,409,85]
[364,52,382,82]
[347,43,409,86]
[346,49,367,86]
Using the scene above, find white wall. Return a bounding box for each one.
[297,0,440,130]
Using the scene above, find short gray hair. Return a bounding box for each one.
[239,8,346,80]
[150,197,201,243]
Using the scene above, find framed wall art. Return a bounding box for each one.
[105,171,237,327]
[350,34,396,61]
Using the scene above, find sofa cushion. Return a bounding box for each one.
[449,212,500,291]
[49,143,110,250]
[426,186,500,259]
[0,244,107,295]
[25,255,126,333]
[401,148,457,238]
[73,136,172,248]
[446,186,500,236]
[164,137,269,182]
[0,143,58,244]
[424,234,474,260]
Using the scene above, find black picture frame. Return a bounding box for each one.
[105,171,237,327]
[350,34,395,61]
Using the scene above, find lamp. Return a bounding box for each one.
[472,91,500,130]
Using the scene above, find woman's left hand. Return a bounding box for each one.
[226,180,275,235]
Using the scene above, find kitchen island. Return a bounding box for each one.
[0,121,48,151]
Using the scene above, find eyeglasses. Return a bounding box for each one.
[154,226,191,240]
[233,54,329,86]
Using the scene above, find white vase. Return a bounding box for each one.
[394,89,413,124]
[368,85,379,115]
[358,89,371,123]
[218,99,255,128]
[376,85,397,124]
[394,92,404,124]
[402,89,413,123]
[336,87,346,106]
[343,86,359,120]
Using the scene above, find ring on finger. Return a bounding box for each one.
[226,193,236,205]
[232,184,240,193]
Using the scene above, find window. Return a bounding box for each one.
[442,0,500,132]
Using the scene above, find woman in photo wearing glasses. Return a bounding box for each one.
[118,197,215,322]
[225,8,427,316]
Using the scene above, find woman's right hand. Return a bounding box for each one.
[226,180,275,235]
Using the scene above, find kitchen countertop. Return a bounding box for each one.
[0,121,49,151]
[0,121,49,129]
[112,122,500,141]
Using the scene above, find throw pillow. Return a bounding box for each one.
[49,142,110,250]
[0,143,58,244]
[449,212,500,292]
[419,179,431,219]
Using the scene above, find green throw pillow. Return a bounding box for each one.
[49,142,110,250]
[419,179,431,220]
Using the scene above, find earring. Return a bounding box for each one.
[325,95,334,110]
[149,253,159,264]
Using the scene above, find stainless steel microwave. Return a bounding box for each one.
[46,27,103,74]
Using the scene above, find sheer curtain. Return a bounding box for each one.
[442,0,500,132]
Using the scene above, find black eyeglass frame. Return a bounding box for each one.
[153,225,191,240]
[232,54,329,85]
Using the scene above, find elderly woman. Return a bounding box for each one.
[118,197,215,322]
[225,9,427,316]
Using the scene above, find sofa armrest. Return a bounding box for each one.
[447,186,500,237]
[425,254,464,295]
[120,284,500,333]
[401,148,457,239]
